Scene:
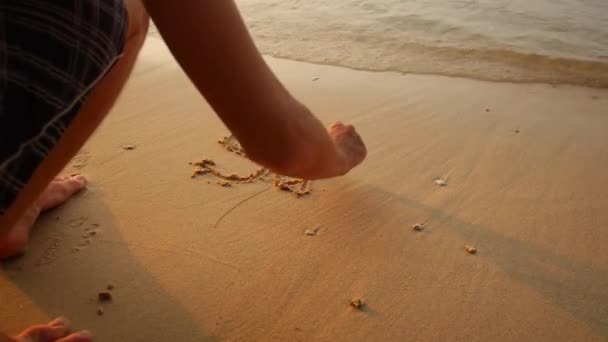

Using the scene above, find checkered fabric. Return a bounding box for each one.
[0,0,127,216]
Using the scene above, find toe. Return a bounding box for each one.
[65,175,88,190]
[38,175,88,211]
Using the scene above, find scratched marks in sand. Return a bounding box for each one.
[189,135,312,198]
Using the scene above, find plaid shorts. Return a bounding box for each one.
[0,0,127,216]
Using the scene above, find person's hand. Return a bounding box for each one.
[328,122,367,174]
[12,317,92,342]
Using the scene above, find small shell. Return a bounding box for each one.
[465,246,477,254]
[434,179,448,187]
[350,298,363,309]
[412,224,424,231]
[305,229,317,236]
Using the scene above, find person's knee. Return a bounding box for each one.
[126,0,150,48]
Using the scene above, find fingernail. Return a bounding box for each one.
[50,316,69,327]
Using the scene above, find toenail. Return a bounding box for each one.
[72,175,87,182]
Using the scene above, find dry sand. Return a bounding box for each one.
[1,36,608,341]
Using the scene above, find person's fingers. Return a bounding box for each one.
[329,121,344,129]
[56,331,93,342]
[17,325,70,341]
[49,317,70,328]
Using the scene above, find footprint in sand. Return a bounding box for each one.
[72,222,100,253]
[71,151,90,170]
[34,237,62,267]
[189,135,313,198]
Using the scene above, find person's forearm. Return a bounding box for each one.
[143,0,344,178]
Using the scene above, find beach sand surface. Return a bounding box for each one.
[1,37,608,341]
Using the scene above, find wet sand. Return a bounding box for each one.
[1,36,608,341]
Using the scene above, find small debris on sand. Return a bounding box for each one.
[350,298,364,309]
[514,129,520,133]
[72,248,80,253]
[121,144,136,150]
[98,291,112,302]
[485,108,491,112]
[305,228,317,236]
[217,181,232,187]
[107,284,114,290]
[434,179,448,187]
[465,245,477,254]
[97,307,104,316]
[412,223,424,231]
[312,76,320,81]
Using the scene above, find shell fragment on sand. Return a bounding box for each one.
[121,144,136,150]
[434,179,448,186]
[465,245,477,254]
[305,229,317,236]
[412,223,424,231]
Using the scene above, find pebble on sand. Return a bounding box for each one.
[465,246,477,254]
[350,298,364,309]
[98,291,112,302]
[412,224,424,231]
[97,307,104,316]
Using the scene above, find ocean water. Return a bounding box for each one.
[237,0,608,87]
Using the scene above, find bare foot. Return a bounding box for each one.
[0,175,87,259]
[12,317,92,342]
